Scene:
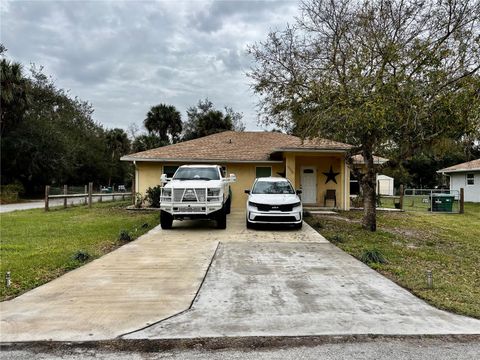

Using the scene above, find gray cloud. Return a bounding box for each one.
[1,0,298,131]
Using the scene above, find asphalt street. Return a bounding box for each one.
[1,338,479,360]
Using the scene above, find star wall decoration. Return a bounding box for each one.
[323,165,340,184]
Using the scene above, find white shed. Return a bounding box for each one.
[437,159,480,203]
[377,174,394,196]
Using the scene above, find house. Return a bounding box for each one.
[121,131,356,210]
[437,159,480,203]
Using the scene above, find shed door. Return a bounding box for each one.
[301,167,317,204]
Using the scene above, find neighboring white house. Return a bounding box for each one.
[377,174,394,196]
[437,159,480,203]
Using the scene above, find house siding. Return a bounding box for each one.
[450,172,480,203]
[134,161,284,209]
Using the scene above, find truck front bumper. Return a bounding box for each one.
[160,202,223,216]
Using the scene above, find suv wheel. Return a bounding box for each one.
[160,210,173,229]
[216,206,227,229]
[293,221,303,230]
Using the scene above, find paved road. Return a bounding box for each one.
[1,339,479,359]
[0,196,125,213]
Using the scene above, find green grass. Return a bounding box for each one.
[305,202,480,319]
[0,201,159,300]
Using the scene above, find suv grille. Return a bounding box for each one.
[256,204,294,212]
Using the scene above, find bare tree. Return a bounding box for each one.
[249,0,480,231]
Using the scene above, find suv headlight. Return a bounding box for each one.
[208,188,221,196]
[248,201,260,208]
[162,188,172,197]
[291,201,301,208]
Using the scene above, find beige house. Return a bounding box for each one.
[121,131,354,210]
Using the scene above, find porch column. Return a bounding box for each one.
[285,153,296,188]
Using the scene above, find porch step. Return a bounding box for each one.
[304,207,338,215]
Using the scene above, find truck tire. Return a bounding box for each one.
[160,210,173,229]
[216,207,227,229]
[225,196,231,214]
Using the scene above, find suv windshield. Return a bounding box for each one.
[252,180,295,194]
[173,167,220,181]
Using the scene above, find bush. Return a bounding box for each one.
[360,248,387,264]
[72,250,90,262]
[134,192,143,208]
[145,186,161,208]
[0,182,25,203]
[118,229,132,242]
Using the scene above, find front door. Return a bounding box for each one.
[301,167,317,204]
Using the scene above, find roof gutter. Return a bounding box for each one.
[120,156,284,164]
[436,168,480,174]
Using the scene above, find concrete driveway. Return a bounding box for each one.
[1,211,479,343]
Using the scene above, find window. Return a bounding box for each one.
[256,166,272,178]
[220,166,227,178]
[163,165,179,178]
[467,173,475,185]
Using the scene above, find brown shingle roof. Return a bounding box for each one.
[121,131,352,162]
[437,159,480,173]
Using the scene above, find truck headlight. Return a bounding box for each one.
[208,188,221,196]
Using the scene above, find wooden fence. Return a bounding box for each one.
[44,183,132,211]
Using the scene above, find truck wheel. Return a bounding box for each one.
[160,211,173,229]
[225,196,231,214]
[216,207,227,229]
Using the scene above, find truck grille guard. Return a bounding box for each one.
[161,188,220,204]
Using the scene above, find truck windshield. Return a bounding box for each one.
[252,181,295,194]
[173,167,220,180]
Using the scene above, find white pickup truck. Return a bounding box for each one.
[159,165,236,229]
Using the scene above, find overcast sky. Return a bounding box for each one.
[1,0,299,132]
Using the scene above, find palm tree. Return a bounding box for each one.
[1,58,29,136]
[144,104,182,144]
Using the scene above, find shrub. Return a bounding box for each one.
[72,250,90,262]
[0,182,25,203]
[118,229,132,242]
[145,186,161,208]
[134,192,143,208]
[360,248,387,265]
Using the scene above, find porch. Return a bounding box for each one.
[283,152,350,210]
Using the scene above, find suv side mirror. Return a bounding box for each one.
[244,189,251,194]
[296,189,302,195]
[229,173,237,183]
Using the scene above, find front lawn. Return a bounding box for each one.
[0,201,159,300]
[305,203,480,319]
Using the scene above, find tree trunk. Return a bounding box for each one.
[360,145,377,232]
[361,174,377,231]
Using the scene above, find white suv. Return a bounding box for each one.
[245,177,303,229]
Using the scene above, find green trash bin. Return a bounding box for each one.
[431,194,454,212]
